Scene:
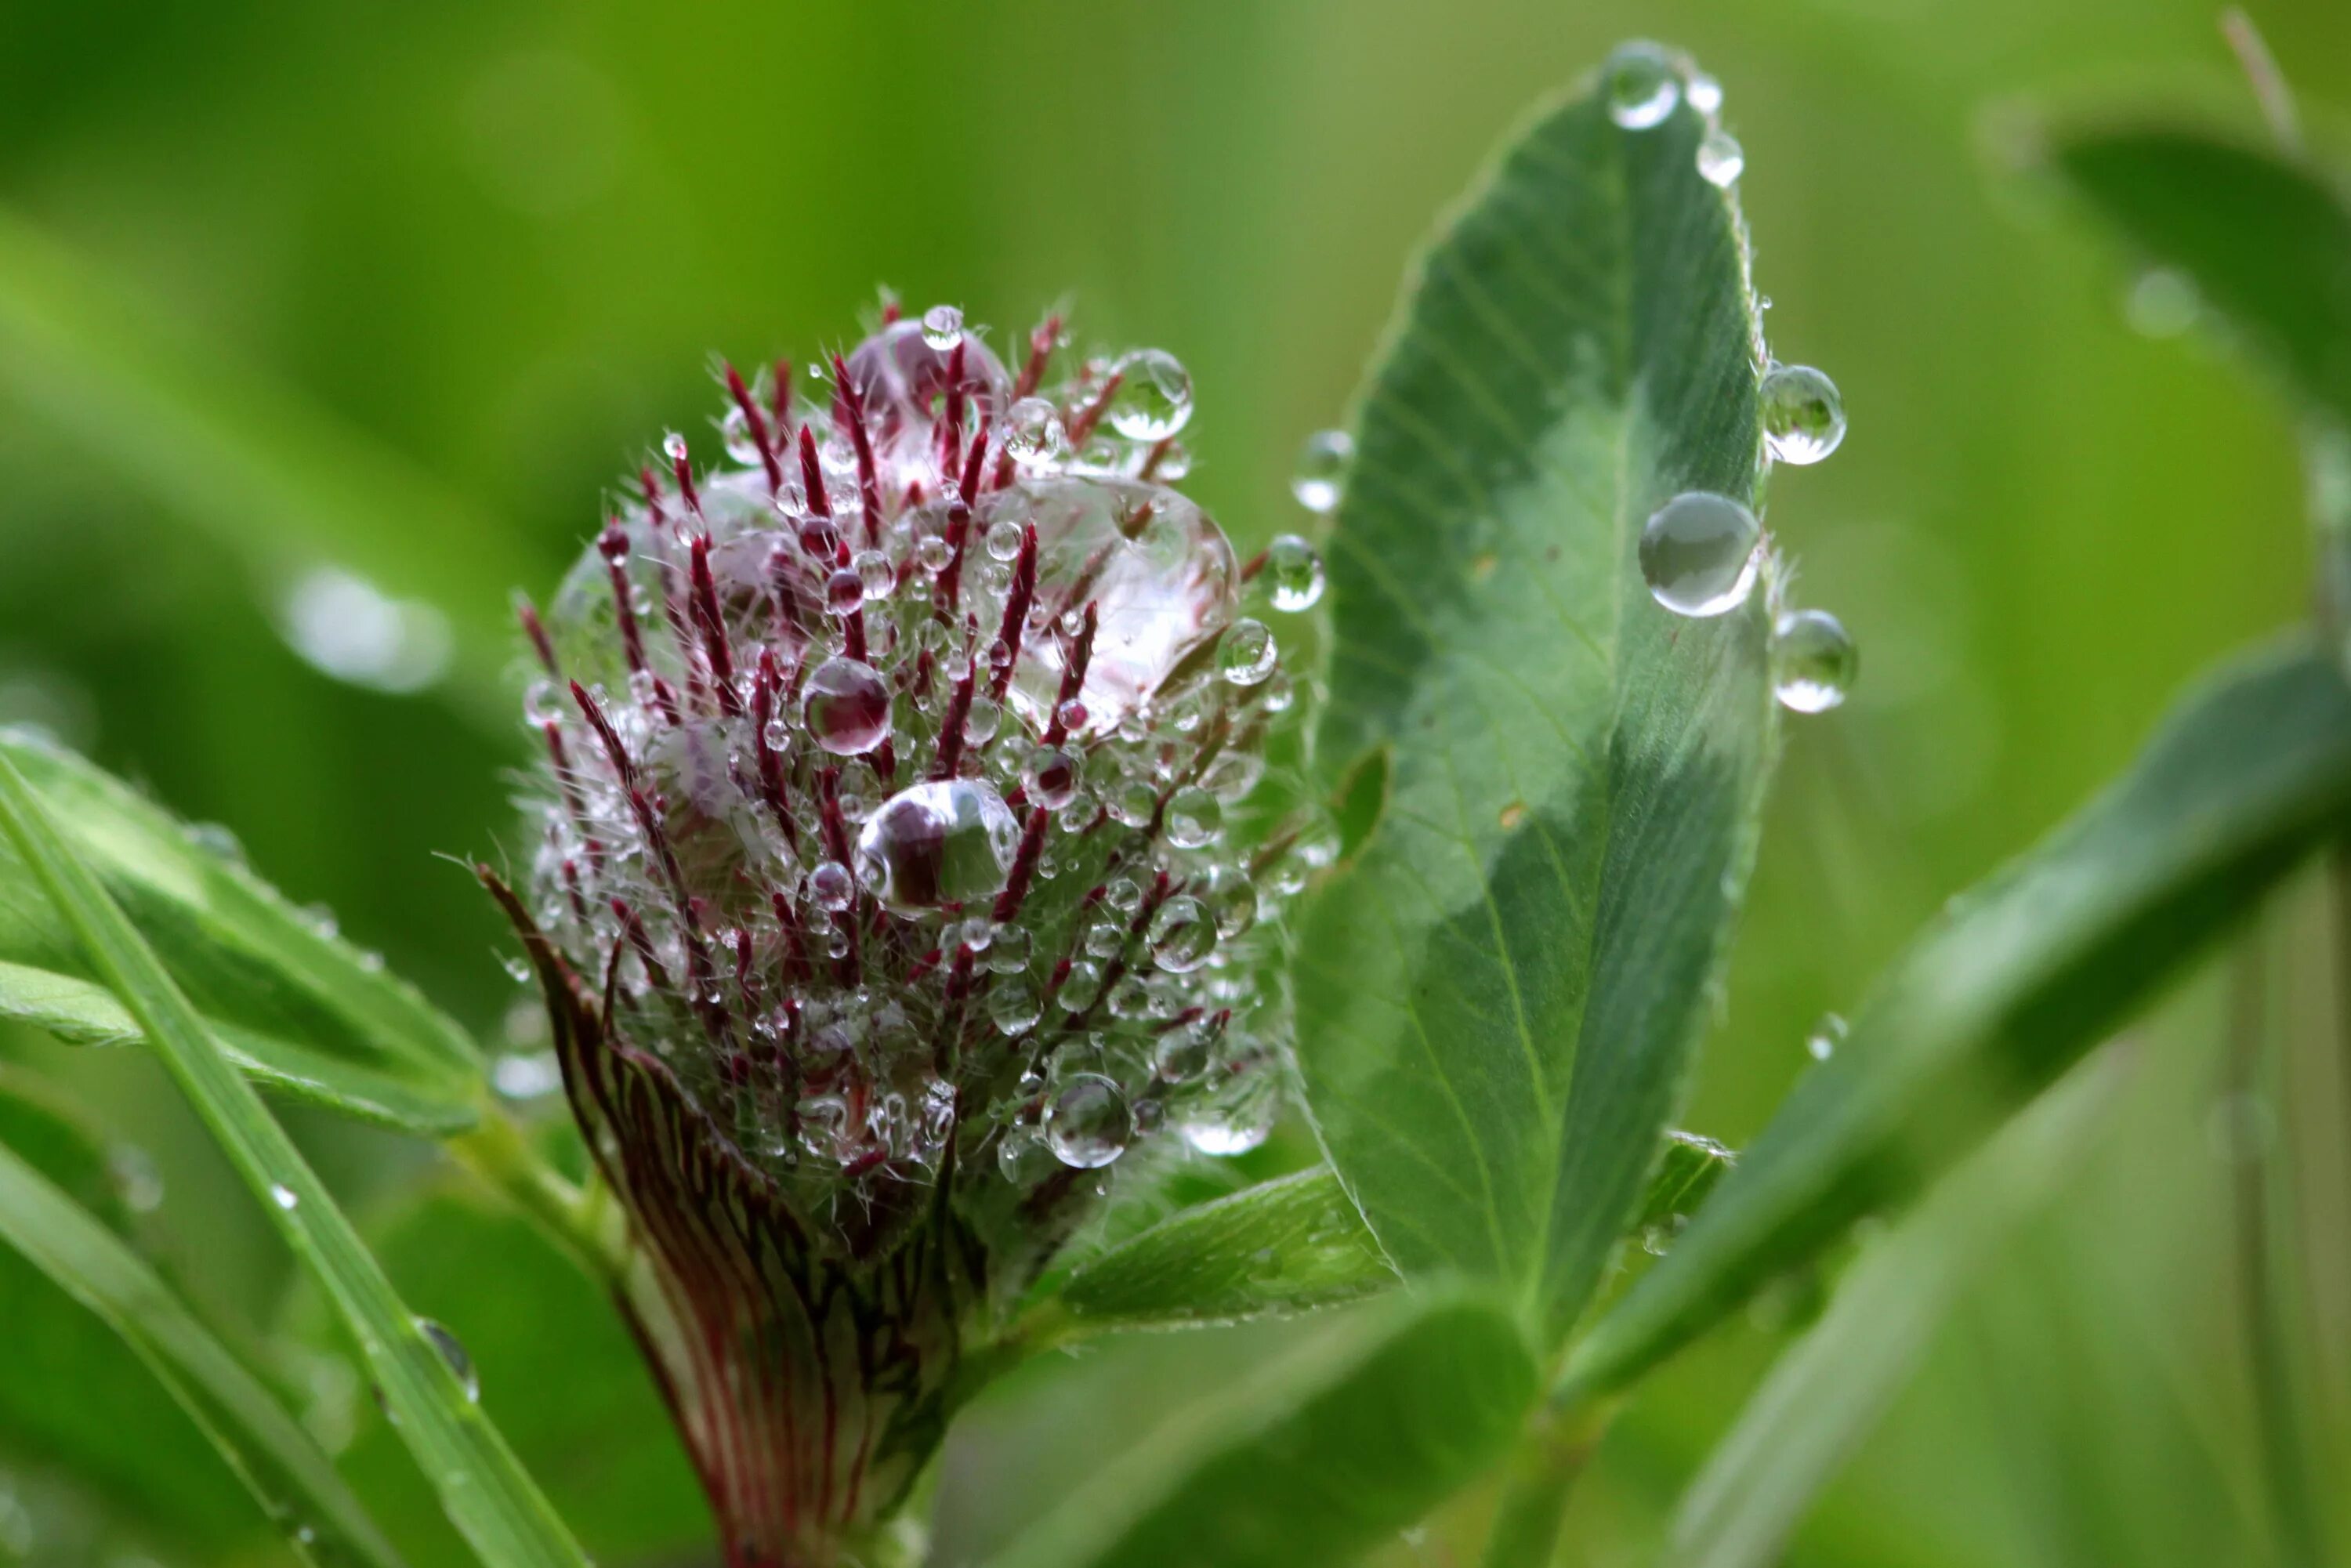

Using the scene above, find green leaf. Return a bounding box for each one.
[0,749,589,1567]
[2039,124,2351,428]
[1668,1057,2117,1568]
[0,1074,405,1568]
[1041,1132,1736,1336]
[1052,1167,1400,1331]
[0,205,530,727]
[0,729,480,1131]
[1561,637,2351,1401]
[984,1289,1539,1568]
[1294,46,1777,1344]
[0,960,473,1135]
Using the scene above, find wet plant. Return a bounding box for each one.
[0,28,2345,1568]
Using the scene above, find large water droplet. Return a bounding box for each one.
[809,861,856,911]
[1045,1074,1132,1168]
[1262,534,1326,612]
[843,318,1010,433]
[1218,618,1277,686]
[1180,1076,1277,1156]
[1638,492,1762,617]
[994,477,1239,733]
[1106,349,1194,441]
[1606,42,1680,130]
[418,1319,479,1403]
[1147,896,1218,972]
[1696,129,1744,187]
[1291,429,1353,514]
[853,549,895,600]
[802,657,892,755]
[854,779,1020,913]
[1771,609,1857,713]
[1165,786,1223,849]
[1759,364,1846,465]
[989,980,1042,1036]
[920,303,964,351]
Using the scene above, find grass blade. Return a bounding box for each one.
[1668,1058,2117,1568]
[1293,43,1778,1345]
[0,750,589,1567]
[0,1125,405,1567]
[1559,638,2351,1401]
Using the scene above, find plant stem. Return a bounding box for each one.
[1476,1395,1617,1568]
[2225,929,2327,1568]
[446,1099,627,1284]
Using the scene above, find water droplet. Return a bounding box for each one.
[491,1051,562,1101]
[1152,1021,1215,1082]
[854,779,1020,912]
[2126,268,2200,339]
[920,303,964,351]
[1291,429,1353,514]
[1045,1074,1132,1168]
[1696,129,1744,186]
[720,402,762,464]
[825,567,866,615]
[1606,42,1680,130]
[1759,364,1846,465]
[1109,779,1157,828]
[1106,877,1143,913]
[1165,786,1223,848]
[109,1146,164,1213]
[270,1183,299,1211]
[853,549,895,600]
[802,657,893,755]
[1180,1078,1277,1156]
[1151,440,1194,481]
[1771,609,1858,714]
[1003,397,1070,468]
[1147,896,1218,972]
[1262,534,1325,612]
[963,695,1002,744]
[184,821,247,867]
[985,517,1025,563]
[277,567,454,693]
[916,534,955,574]
[810,861,856,911]
[1023,744,1081,809]
[988,923,1033,974]
[1685,71,1723,115]
[1806,1012,1847,1061]
[418,1319,479,1403]
[1638,492,1762,617]
[1218,619,1278,686]
[661,431,690,463]
[1106,349,1194,441]
[1057,959,1105,1012]
[994,478,1240,733]
[799,514,841,558]
[989,981,1042,1036]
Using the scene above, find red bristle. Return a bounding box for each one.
[541,719,605,871]
[670,442,701,513]
[988,524,1039,704]
[1064,370,1123,447]
[940,340,966,479]
[571,682,639,789]
[991,806,1052,925]
[799,425,831,517]
[1012,314,1060,401]
[830,353,884,545]
[639,466,667,527]
[688,536,742,713]
[770,358,794,433]
[1043,603,1098,748]
[933,653,977,781]
[516,596,560,678]
[750,650,802,851]
[724,361,785,494]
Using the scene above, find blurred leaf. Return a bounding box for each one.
[1561,638,2351,1400]
[0,729,481,1128]
[2040,124,2351,427]
[1051,1167,1399,1331]
[1668,1056,2117,1568]
[283,1186,712,1566]
[0,1069,285,1554]
[0,960,473,1134]
[0,1071,404,1568]
[0,205,530,728]
[984,1289,1538,1568]
[1295,49,1776,1344]
[0,749,589,1566]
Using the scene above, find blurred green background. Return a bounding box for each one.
[1,0,2348,1563]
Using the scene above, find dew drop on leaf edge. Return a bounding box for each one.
[1638,492,1762,617]
[1760,364,1846,466]
[1771,608,1858,714]
[1605,42,1680,130]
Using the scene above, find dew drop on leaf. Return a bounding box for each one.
[1605,42,1680,129]
[1759,364,1846,465]
[417,1318,480,1403]
[1771,609,1858,713]
[1638,492,1762,617]
[1696,129,1744,187]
